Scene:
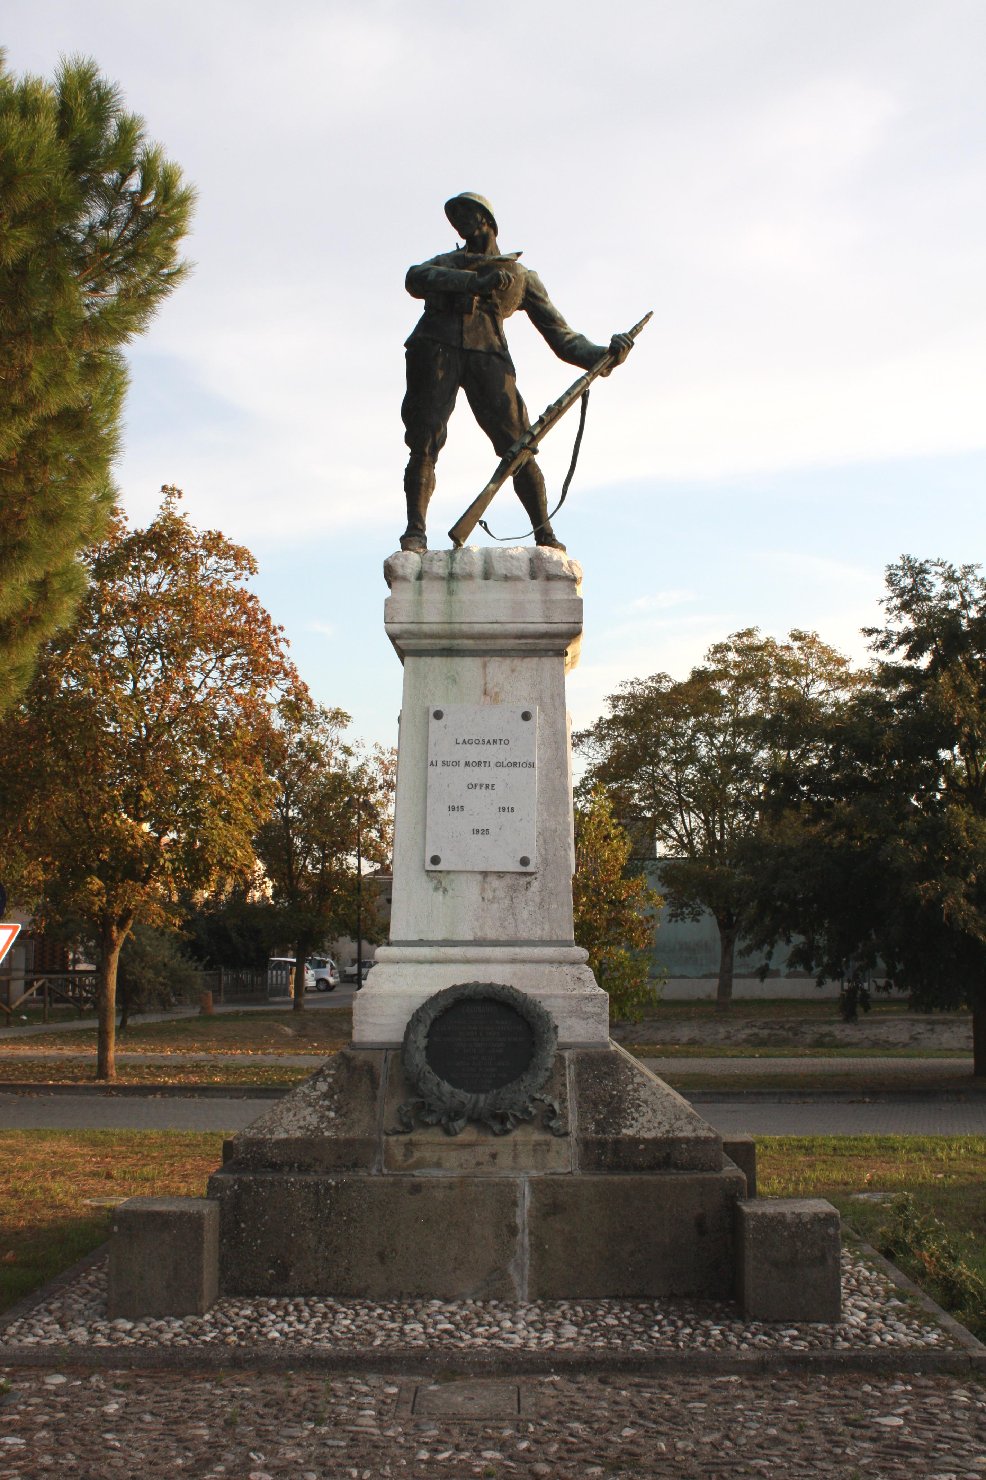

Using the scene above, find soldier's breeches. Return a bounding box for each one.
[402,340,532,459]
[401,339,557,543]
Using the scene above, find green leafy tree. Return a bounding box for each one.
[255,696,394,1011]
[748,559,986,1070]
[0,52,193,707]
[576,629,857,1009]
[182,883,283,970]
[573,787,661,1022]
[117,923,201,1030]
[0,491,296,1078]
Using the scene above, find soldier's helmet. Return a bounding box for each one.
[444,192,498,235]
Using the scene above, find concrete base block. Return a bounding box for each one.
[736,1197,841,1322]
[108,1196,218,1319]
[573,1045,723,1172]
[529,1168,746,1299]
[209,1164,746,1301]
[723,1134,757,1196]
[210,1044,746,1301]
[210,1171,522,1300]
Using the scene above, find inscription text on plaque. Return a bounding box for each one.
[425,703,537,872]
[424,997,536,1093]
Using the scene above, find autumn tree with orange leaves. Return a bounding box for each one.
[0,489,298,1078]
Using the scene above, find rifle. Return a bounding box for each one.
[448,310,652,549]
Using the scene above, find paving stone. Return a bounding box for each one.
[4,1371,980,1479]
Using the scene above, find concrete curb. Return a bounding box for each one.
[1,1343,984,1377]
[841,1226,986,1358]
[2,1240,984,1379]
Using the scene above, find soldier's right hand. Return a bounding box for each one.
[473,267,512,297]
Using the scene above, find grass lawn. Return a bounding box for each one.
[0,1130,224,1313]
[2,1132,984,1338]
[635,997,919,1020]
[1,1005,87,1028]
[0,1008,352,1057]
[759,1134,986,1336]
[625,1043,970,1058]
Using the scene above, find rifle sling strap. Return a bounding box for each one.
[478,388,591,543]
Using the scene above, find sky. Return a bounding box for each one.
[6,0,986,753]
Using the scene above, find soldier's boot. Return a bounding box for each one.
[400,456,435,553]
[513,460,566,551]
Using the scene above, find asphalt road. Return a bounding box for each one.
[2,1091,985,1135]
[698,1099,986,1135]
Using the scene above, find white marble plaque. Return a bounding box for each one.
[425,704,538,872]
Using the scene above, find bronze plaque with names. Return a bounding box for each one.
[393,982,564,1137]
[424,996,535,1093]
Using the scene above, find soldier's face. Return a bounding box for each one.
[452,203,492,239]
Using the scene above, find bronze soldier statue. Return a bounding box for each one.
[400,193,633,554]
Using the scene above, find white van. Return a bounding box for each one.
[267,957,316,994]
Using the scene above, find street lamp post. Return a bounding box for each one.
[355,795,363,987]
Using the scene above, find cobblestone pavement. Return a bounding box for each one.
[1,1367,984,1478]
[3,1250,961,1359]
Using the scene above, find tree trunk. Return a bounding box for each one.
[96,917,132,1081]
[292,936,312,1013]
[974,1004,986,1079]
[715,921,738,1013]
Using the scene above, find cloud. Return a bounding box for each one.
[33,0,975,545]
[5,0,986,747]
[625,590,697,614]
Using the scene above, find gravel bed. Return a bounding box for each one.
[2,1250,959,1356]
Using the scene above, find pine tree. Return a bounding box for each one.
[0,52,194,707]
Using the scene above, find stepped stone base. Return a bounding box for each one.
[208,1044,747,1301]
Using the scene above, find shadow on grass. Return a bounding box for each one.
[1,1214,109,1314]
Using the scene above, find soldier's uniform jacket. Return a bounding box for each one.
[405,251,603,372]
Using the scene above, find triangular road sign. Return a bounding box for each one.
[0,924,21,966]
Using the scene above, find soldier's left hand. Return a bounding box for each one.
[474,267,513,297]
[608,333,633,365]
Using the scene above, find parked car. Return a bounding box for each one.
[267,957,315,994]
[308,956,340,992]
[341,960,374,985]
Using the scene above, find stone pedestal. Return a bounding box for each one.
[353,547,609,1048]
[209,1045,746,1300]
[205,551,753,1304]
